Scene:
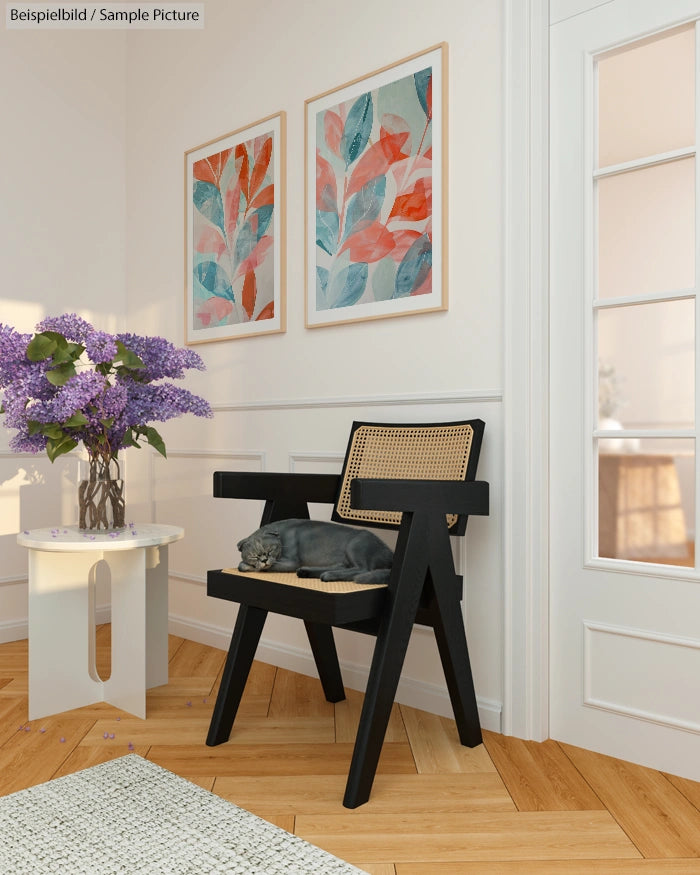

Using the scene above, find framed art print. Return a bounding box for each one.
[185,112,285,343]
[305,44,447,328]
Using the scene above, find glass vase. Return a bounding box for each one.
[78,456,126,531]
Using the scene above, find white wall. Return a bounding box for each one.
[0,0,506,729]
[0,27,128,636]
[124,0,505,726]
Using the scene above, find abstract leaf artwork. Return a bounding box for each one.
[306,45,446,327]
[185,113,285,343]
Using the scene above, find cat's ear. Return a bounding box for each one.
[236,538,245,550]
[268,530,279,538]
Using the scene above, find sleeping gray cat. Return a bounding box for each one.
[236,518,393,584]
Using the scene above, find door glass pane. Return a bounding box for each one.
[598,157,695,299]
[599,438,694,566]
[598,300,695,430]
[598,25,695,167]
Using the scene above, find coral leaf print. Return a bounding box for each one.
[249,136,272,200]
[193,149,232,185]
[389,177,431,222]
[256,301,274,320]
[190,121,279,333]
[324,111,344,158]
[346,130,410,198]
[235,144,250,204]
[313,57,438,315]
[242,271,257,320]
[339,221,395,263]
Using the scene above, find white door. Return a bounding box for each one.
[550,0,700,780]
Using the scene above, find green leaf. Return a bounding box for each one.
[46,435,77,463]
[45,363,76,386]
[100,417,115,428]
[121,428,139,448]
[26,333,58,362]
[64,412,88,427]
[27,420,43,436]
[113,340,144,370]
[51,342,85,365]
[144,426,167,458]
[42,424,66,439]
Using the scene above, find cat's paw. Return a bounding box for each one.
[238,561,253,571]
[296,567,313,578]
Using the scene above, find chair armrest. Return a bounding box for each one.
[350,478,489,517]
[213,471,341,503]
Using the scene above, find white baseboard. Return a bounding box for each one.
[0,618,28,644]
[168,612,503,733]
[1,609,502,732]
[0,605,112,645]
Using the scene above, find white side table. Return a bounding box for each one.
[17,524,184,721]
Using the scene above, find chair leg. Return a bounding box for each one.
[206,604,267,746]
[431,585,482,748]
[342,569,425,809]
[303,621,346,703]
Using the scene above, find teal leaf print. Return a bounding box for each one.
[328,262,368,308]
[340,93,373,168]
[394,233,431,297]
[317,209,340,256]
[193,181,225,233]
[195,261,234,301]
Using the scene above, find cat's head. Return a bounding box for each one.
[237,531,282,571]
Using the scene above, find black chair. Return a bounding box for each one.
[205,419,489,808]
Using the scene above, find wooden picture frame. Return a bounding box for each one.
[305,44,447,328]
[185,112,286,344]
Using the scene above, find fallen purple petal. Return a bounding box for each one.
[103,732,109,739]
[109,733,115,739]
[127,742,135,751]
[186,700,192,707]
[40,728,46,733]
[59,737,65,743]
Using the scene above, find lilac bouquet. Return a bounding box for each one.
[0,314,212,528]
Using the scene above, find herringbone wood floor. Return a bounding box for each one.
[1,628,700,873]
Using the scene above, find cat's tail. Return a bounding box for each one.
[353,568,392,585]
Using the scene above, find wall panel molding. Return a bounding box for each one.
[289,452,343,471]
[210,389,503,413]
[0,576,26,588]
[584,621,700,734]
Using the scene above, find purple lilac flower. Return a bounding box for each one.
[85,331,118,364]
[116,333,205,381]
[36,313,93,344]
[25,371,106,424]
[119,381,213,426]
[0,324,33,388]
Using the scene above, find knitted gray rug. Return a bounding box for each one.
[0,754,366,874]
